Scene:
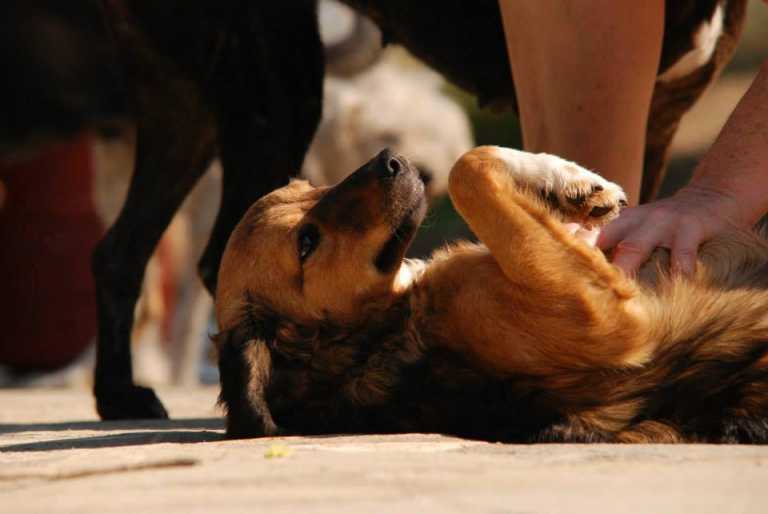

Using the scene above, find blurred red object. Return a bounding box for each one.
[0,136,102,370]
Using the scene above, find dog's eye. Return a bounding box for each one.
[298,224,320,263]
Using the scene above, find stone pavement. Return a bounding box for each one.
[1,387,766,514]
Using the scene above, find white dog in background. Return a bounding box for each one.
[304,48,473,199]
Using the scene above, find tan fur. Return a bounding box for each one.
[216,147,768,442]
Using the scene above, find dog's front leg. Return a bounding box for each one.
[198,2,324,295]
[215,323,278,439]
[92,133,216,419]
[92,76,217,420]
[448,146,651,372]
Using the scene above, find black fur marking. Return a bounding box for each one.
[618,332,768,443]
[217,331,271,438]
[720,417,768,444]
[215,293,280,438]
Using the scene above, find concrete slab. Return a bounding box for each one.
[1,387,766,513]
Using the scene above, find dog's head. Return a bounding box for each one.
[215,149,427,437]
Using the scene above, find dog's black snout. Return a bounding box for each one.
[387,157,401,175]
[377,148,405,177]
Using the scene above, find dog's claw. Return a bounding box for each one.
[95,385,169,420]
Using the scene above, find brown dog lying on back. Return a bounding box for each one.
[214,147,768,443]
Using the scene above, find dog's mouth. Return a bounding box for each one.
[374,195,427,273]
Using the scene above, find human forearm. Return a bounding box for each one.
[689,60,768,226]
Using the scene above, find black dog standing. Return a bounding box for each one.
[1,1,324,418]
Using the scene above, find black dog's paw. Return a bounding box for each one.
[96,384,169,420]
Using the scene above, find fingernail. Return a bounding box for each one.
[611,256,636,277]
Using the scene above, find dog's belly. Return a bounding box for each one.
[417,235,658,378]
[418,245,572,375]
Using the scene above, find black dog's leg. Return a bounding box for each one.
[92,116,216,420]
[198,1,324,296]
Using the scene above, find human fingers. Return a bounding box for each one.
[610,219,671,275]
[596,207,645,251]
[670,218,704,276]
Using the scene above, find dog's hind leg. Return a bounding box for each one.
[92,111,216,420]
[448,146,652,373]
[198,2,324,296]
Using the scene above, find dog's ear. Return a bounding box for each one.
[214,317,279,438]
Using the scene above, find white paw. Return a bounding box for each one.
[488,146,627,227]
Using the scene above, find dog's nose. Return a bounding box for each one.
[378,148,404,177]
[387,157,401,175]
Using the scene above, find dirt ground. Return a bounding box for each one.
[1,387,767,514]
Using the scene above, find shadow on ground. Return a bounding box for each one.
[0,417,225,452]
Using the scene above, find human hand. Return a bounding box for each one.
[596,185,743,276]
[600,58,768,276]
